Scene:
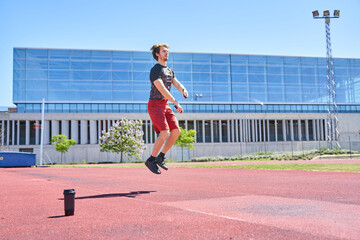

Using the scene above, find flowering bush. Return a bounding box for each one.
[99,118,146,163]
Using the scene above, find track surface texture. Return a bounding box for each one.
[1,161,360,240]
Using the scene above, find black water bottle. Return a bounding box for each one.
[63,189,75,216]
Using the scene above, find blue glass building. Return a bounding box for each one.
[13,48,360,113]
[1,47,359,163]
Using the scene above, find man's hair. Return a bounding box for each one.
[150,43,169,61]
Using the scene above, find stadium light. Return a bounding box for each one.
[312,9,339,19]
[312,10,319,18]
[312,9,340,149]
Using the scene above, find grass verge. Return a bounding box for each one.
[46,162,360,173]
[172,163,360,172]
[48,163,144,168]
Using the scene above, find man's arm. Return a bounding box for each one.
[154,79,183,113]
[172,77,188,99]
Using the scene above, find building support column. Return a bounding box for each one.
[80,120,88,144]
[290,120,294,142]
[90,120,97,144]
[266,119,270,142]
[62,120,69,137]
[202,120,205,143]
[298,119,302,141]
[245,119,249,142]
[282,120,286,142]
[255,119,259,142]
[71,120,78,144]
[313,119,317,141]
[107,120,111,131]
[316,119,321,141]
[320,119,324,141]
[44,121,50,145]
[102,120,106,133]
[1,120,4,146]
[16,120,20,146]
[305,120,309,141]
[240,119,243,142]
[262,119,266,142]
[239,120,242,142]
[51,120,59,137]
[246,119,250,142]
[194,120,197,143]
[97,120,102,144]
[229,120,232,142]
[235,119,239,142]
[25,120,30,145]
[211,120,214,143]
[251,120,255,142]
[7,120,10,146]
[11,120,15,145]
[259,119,263,142]
[244,119,247,142]
[275,120,278,142]
[35,120,39,145]
[219,120,222,143]
[145,120,149,144]
[150,121,153,144]
[241,120,244,142]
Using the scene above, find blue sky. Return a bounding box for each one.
[1,0,359,107]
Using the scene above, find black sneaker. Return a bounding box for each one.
[155,154,168,171]
[145,157,161,174]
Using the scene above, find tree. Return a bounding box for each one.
[174,127,196,162]
[50,134,77,163]
[99,118,146,163]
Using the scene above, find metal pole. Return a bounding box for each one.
[325,19,333,149]
[39,98,45,166]
[349,136,352,159]
[313,10,340,150]
[325,19,339,149]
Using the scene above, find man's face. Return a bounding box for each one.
[157,47,169,61]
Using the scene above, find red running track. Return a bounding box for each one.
[0,165,360,239]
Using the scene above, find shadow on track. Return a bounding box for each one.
[58,191,156,201]
[50,191,156,219]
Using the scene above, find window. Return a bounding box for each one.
[196,121,203,142]
[204,120,211,143]
[221,120,228,142]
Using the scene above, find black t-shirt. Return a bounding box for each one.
[149,63,175,100]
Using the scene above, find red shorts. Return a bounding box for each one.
[148,99,180,134]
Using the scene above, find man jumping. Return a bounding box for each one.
[145,43,188,174]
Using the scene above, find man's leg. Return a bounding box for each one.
[154,128,180,170]
[151,130,170,157]
[160,128,181,154]
[146,100,169,174]
[145,130,169,175]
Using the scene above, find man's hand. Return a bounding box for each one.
[183,89,189,99]
[174,104,184,114]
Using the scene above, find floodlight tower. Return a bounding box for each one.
[312,10,340,149]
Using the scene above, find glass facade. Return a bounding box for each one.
[13,48,360,113]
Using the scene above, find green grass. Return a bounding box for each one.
[172,163,360,172]
[46,162,360,173]
[48,163,144,168]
